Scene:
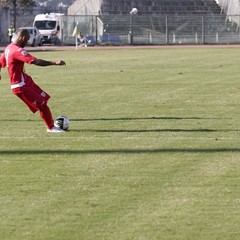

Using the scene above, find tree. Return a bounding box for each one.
[5,0,36,28]
[4,0,36,8]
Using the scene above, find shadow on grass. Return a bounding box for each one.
[1,148,240,155]
[71,116,230,122]
[69,116,233,133]
[71,128,223,133]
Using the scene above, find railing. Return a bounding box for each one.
[62,14,240,46]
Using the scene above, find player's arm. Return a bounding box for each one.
[31,59,66,66]
[0,52,6,80]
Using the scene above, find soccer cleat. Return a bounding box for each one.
[47,126,66,133]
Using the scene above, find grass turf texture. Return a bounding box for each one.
[0,46,240,240]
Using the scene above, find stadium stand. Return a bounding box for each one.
[69,0,222,16]
[100,0,221,15]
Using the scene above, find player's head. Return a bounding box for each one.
[15,29,30,48]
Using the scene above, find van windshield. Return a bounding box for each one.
[34,20,56,30]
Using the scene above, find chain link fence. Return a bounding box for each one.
[61,14,240,46]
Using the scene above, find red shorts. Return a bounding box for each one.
[12,82,50,113]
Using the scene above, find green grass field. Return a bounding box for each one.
[1,46,240,240]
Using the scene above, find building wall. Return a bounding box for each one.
[217,0,240,15]
[217,0,240,26]
[68,0,102,15]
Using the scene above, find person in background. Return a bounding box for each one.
[8,24,15,43]
[0,28,66,133]
[77,32,85,43]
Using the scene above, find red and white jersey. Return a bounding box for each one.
[0,43,36,89]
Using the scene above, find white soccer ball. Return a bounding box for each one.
[130,8,138,15]
[55,115,70,130]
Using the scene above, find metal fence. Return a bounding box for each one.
[61,14,240,46]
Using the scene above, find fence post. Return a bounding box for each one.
[173,33,176,43]
[95,16,98,44]
[202,15,206,44]
[130,14,134,45]
[61,15,64,45]
[166,15,169,44]
[149,33,152,44]
[216,32,219,43]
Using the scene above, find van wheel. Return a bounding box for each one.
[31,40,35,47]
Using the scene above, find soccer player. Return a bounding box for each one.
[0,28,66,133]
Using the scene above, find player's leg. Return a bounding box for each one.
[13,87,64,132]
[39,104,65,132]
[39,104,54,130]
[15,92,39,113]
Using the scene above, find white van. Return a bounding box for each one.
[33,13,64,45]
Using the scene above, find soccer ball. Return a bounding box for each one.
[55,115,70,130]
